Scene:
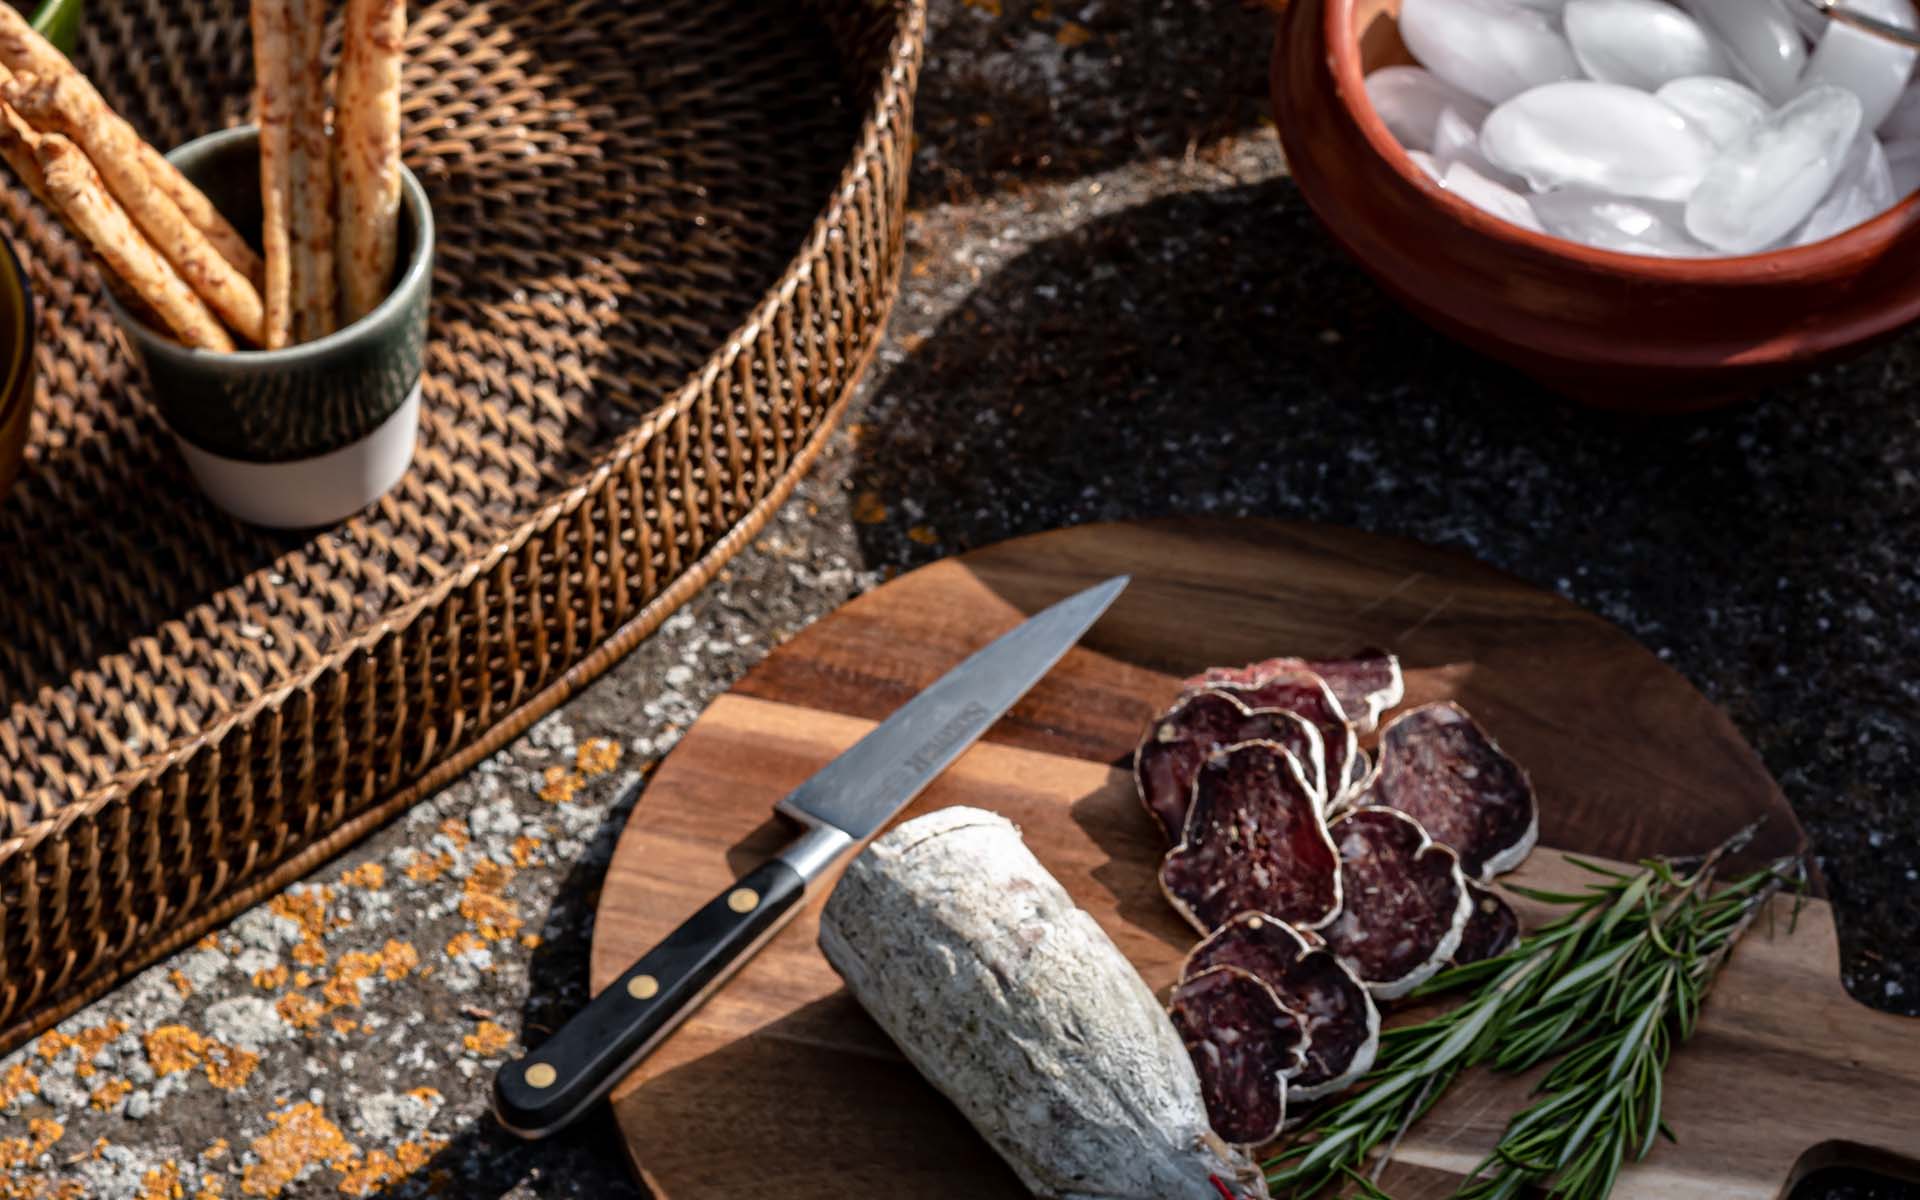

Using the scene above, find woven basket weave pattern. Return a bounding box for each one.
[0,0,923,1052]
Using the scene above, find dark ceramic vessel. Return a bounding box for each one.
[105,125,433,463]
[1270,0,1920,410]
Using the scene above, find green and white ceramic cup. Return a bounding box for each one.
[104,124,433,529]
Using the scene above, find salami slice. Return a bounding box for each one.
[1451,881,1521,966]
[1320,807,1471,999]
[1305,650,1404,735]
[1369,702,1539,879]
[1183,913,1381,1103]
[1184,661,1362,811]
[1136,689,1329,841]
[1167,965,1306,1147]
[1160,741,1342,934]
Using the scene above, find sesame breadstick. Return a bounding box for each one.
[36,134,233,352]
[0,3,263,285]
[8,72,265,345]
[335,0,404,323]
[288,0,336,341]
[251,0,296,348]
[0,66,48,206]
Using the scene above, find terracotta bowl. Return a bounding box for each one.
[1270,0,1920,410]
[0,234,31,501]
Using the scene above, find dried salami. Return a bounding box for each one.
[1168,965,1306,1147]
[1451,881,1521,966]
[1184,660,1361,810]
[1136,689,1328,841]
[1305,650,1404,735]
[1370,702,1539,879]
[1183,912,1380,1103]
[1160,741,1342,934]
[1321,807,1470,999]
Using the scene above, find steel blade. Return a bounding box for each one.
[774,575,1128,839]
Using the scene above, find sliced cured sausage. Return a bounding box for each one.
[1451,881,1521,965]
[1369,702,1539,879]
[1168,965,1306,1147]
[1184,660,1361,810]
[1136,689,1328,841]
[1183,912,1380,1103]
[1305,650,1404,735]
[1160,741,1342,935]
[1321,807,1471,999]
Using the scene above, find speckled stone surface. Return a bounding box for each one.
[3,1,1916,1196]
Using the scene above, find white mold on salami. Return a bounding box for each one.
[1369,701,1539,879]
[1182,912,1381,1103]
[1184,660,1363,811]
[1160,741,1343,935]
[1320,807,1472,1000]
[1451,880,1521,966]
[819,807,1271,1200]
[1167,965,1305,1148]
[1305,650,1405,735]
[1136,689,1329,841]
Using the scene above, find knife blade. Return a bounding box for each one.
[491,575,1129,1138]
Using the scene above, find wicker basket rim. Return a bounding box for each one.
[0,0,928,861]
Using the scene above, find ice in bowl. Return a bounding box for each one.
[1373,0,1920,255]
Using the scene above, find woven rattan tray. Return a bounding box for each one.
[0,0,923,1053]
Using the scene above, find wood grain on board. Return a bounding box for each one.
[589,518,1919,1197]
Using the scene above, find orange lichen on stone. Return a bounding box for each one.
[334,1138,444,1197]
[378,940,419,981]
[0,1063,37,1107]
[33,1031,69,1061]
[169,969,194,997]
[575,737,621,777]
[407,1086,441,1105]
[537,766,583,804]
[444,931,486,960]
[1056,20,1094,46]
[907,524,939,545]
[241,1103,357,1197]
[276,994,325,1032]
[436,818,470,850]
[134,1162,181,1200]
[330,1017,359,1036]
[509,835,542,867]
[462,1020,513,1057]
[89,1078,133,1110]
[339,862,385,890]
[459,862,523,942]
[204,1139,230,1160]
[292,940,328,968]
[195,1177,225,1200]
[519,934,543,950]
[851,491,888,524]
[270,889,334,941]
[404,851,453,884]
[253,964,290,991]
[145,1026,206,1077]
[203,1043,259,1091]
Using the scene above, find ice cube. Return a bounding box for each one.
[1564,0,1731,90]
[1656,76,1772,148]
[1799,0,1918,130]
[1685,85,1865,251]
[1364,66,1495,151]
[1530,189,1714,254]
[1432,106,1530,188]
[1442,161,1548,230]
[1683,0,1808,102]
[1794,135,1896,242]
[1881,81,1920,138]
[1884,137,1920,193]
[1399,0,1582,105]
[1481,81,1717,199]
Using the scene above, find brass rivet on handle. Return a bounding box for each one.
[524,1062,557,1089]
[727,887,760,913]
[628,974,660,1000]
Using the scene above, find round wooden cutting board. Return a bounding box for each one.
[589,518,1919,1198]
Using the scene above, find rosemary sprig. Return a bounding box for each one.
[1264,829,1803,1198]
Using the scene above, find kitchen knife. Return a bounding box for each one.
[491,575,1130,1138]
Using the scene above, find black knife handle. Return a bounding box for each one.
[491,856,807,1138]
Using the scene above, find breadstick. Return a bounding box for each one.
[288,0,335,342]
[251,0,296,349]
[0,4,263,286]
[0,67,48,206]
[36,134,232,352]
[8,72,264,345]
[335,0,404,323]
